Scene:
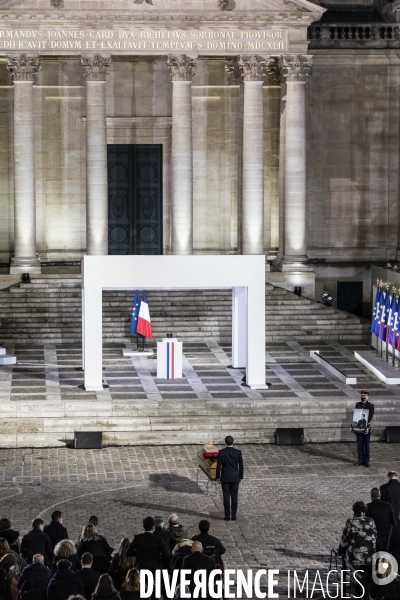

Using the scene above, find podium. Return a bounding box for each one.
[157,338,182,379]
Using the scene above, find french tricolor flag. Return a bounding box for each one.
[136,291,153,340]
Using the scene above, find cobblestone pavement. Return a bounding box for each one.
[1,442,400,596]
[1,339,400,404]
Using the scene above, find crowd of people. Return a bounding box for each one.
[339,471,400,599]
[0,512,226,600]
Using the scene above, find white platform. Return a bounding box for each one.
[354,350,400,385]
[82,255,267,391]
[310,350,357,385]
[0,346,16,365]
[122,348,154,357]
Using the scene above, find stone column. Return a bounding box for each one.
[167,54,197,255]
[236,55,269,255]
[81,55,111,256]
[8,54,41,274]
[278,55,312,269]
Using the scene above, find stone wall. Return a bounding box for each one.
[307,51,400,263]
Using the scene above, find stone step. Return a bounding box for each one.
[0,276,369,344]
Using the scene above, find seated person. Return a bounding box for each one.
[191,520,225,563]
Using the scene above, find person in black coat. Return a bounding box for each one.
[0,518,20,554]
[352,390,374,467]
[20,519,53,567]
[78,553,101,600]
[109,539,135,591]
[52,540,80,573]
[191,520,225,564]
[182,542,216,599]
[47,559,85,600]
[367,488,395,551]
[126,517,169,572]
[18,554,52,600]
[388,508,400,569]
[44,512,69,551]
[120,568,140,600]
[77,525,114,574]
[153,518,173,556]
[216,435,244,521]
[380,471,400,519]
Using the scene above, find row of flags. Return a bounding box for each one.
[371,286,400,349]
[130,290,153,340]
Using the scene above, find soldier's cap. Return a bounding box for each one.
[360,390,369,395]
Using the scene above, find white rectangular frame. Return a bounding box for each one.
[82,255,267,391]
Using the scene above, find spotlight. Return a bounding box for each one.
[321,293,333,306]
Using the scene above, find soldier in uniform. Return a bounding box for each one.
[352,390,374,467]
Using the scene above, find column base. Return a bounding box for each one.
[279,255,313,272]
[10,256,41,275]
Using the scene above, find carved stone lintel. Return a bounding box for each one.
[167,54,197,81]
[278,55,312,82]
[233,55,272,82]
[81,55,111,82]
[7,54,40,83]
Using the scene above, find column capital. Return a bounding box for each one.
[81,55,111,81]
[7,54,40,83]
[278,54,312,82]
[232,55,272,82]
[167,54,197,81]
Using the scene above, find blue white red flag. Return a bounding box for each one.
[372,288,383,336]
[371,288,380,335]
[379,291,391,341]
[390,296,399,347]
[130,290,141,335]
[386,295,395,344]
[136,291,153,340]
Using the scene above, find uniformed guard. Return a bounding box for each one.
[352,390,374,467]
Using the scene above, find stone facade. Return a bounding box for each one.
[0,0,397,306]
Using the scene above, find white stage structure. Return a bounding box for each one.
[82,255,267,391]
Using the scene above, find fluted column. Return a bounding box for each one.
[235,55,269,255]
[278,55,312,269]
[167,54,197,255]
[8,54,41,274]
[81,55,111,256]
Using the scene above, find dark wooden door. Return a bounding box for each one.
[107,144,163,255]
[337,281,363,316]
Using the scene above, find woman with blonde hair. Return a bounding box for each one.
[109,539,135,591]
[120,569,140,600]
[77,525,113,574]
[52,539,79,573]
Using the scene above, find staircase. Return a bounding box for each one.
[0,274,369,345]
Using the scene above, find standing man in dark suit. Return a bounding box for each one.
[380,471,400,519]
[44,511,69,551]
[352,390,374,467]
[216,435,243,521]
[367,487,395,551]
[20,518,53,567]
[127,516,170,572]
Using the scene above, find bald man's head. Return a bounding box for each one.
[33,555,44,563]
[191,541,203,553]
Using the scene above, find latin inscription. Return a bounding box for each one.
[0,28,288,54]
